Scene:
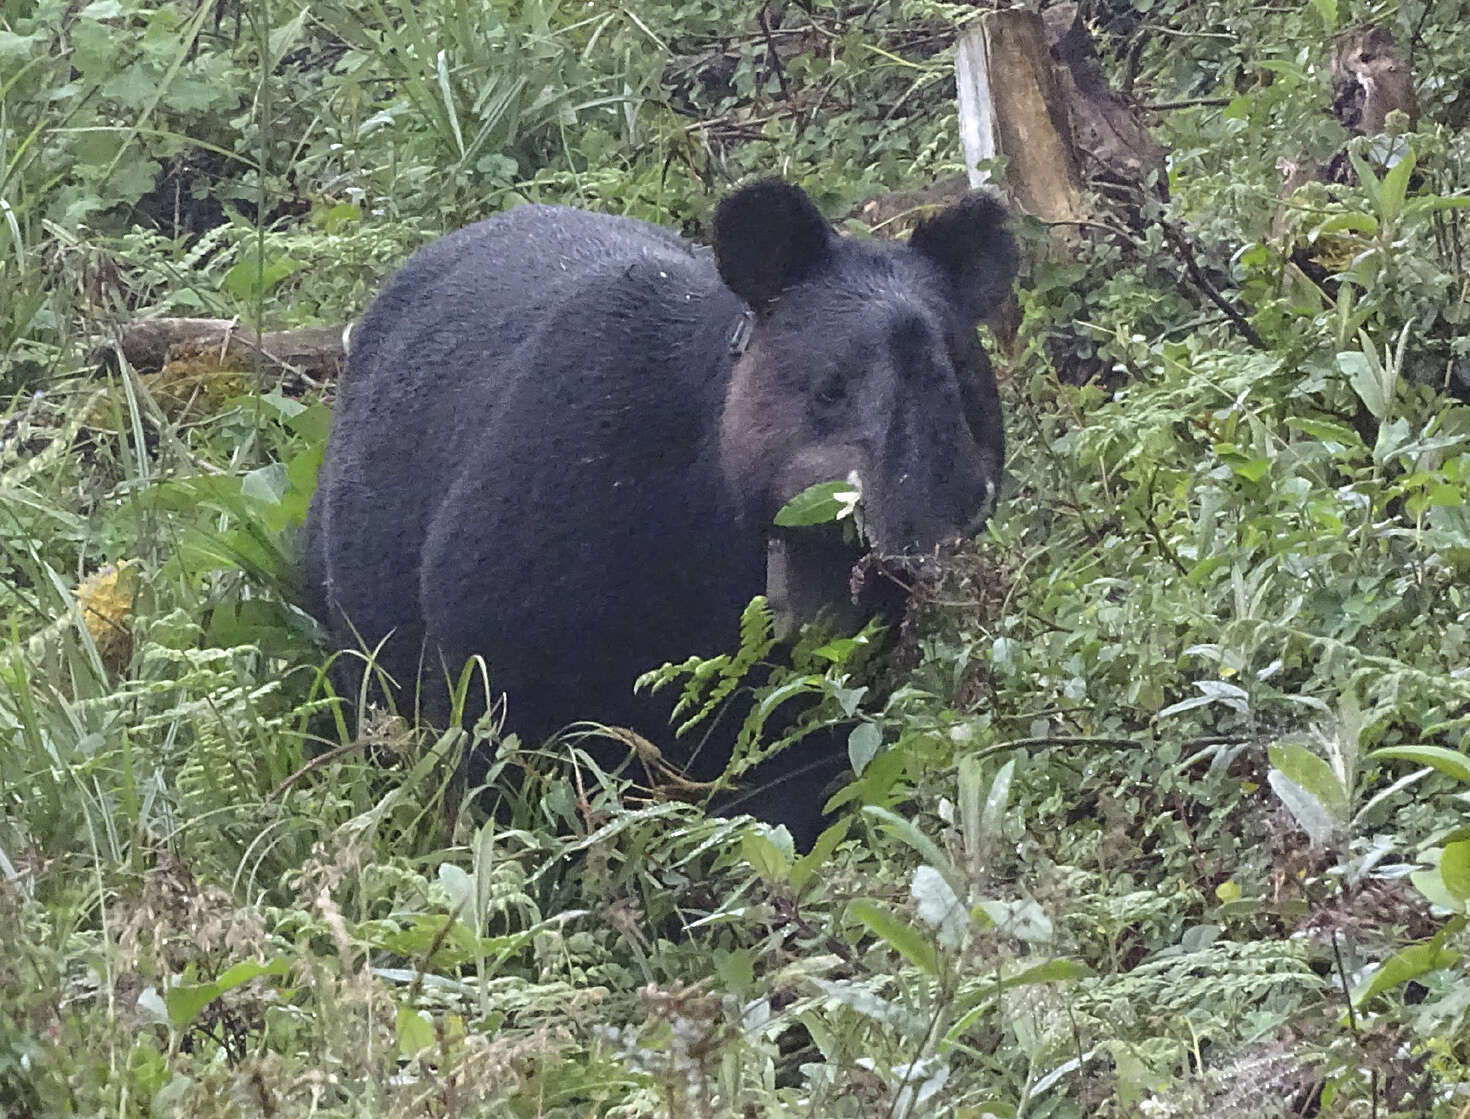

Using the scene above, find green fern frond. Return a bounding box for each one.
[636,596,777,738]
[175,727,252,813]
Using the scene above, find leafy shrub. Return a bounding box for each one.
[4,0,1470,1114]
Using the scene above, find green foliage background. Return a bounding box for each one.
[2,0,1470,1115]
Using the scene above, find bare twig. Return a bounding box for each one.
[1138,23,1237,39]
[757,4,793,103]
[993,734,1145,750]
[1140,96,1234,110]
[1161,223,1267,349]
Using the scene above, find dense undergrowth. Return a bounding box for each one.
[3,0,1470,1115]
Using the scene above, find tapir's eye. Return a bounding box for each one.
[814,371,847,406]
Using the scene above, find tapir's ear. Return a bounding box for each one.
[714,179,833,311]
[909,192,1018,323]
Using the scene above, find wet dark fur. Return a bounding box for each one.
[306,180,1016,847]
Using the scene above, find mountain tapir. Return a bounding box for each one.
[306,179,1017,845]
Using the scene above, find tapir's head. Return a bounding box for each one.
[714,179,1017,632]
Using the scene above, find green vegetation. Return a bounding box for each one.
[3,0,1469,1114]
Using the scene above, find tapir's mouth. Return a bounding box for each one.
[766,527,857,641]
[762,467,996,640]
[764,525,919,641]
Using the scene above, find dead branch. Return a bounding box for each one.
[113,317,347,379]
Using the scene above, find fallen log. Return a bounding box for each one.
[114,317,348,379]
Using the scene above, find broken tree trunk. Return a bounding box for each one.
[1043,3,1168,200]
[954,10,1087,231]
[1332,25,1419,137]
[1276,23,1420,197]
[954,9,1089,360]
[953,9,1266,362]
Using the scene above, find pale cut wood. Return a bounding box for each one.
[954,24,996,189]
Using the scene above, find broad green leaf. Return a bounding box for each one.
[79,0,124,19]
[980,758,1015,844]
[437,860,475,921]
[1378,145,1415,225]
[754,677,822,722]
[134,987,170,1027]
[714,948,755,995]
[471,821,496,934]
[1338,350,1388,419]
[0,30,37,67]
[286,399,332,445]
[223,254,302,302]
[1157,694,1217,718]
[827,684,868,719]
[1197,680,1249,702]
[847,899,939,977]
[213,957,289,993]
[1403,194,1470,219]
[942,959,1088,1050]
[164,981,222,1028]
[807,976,915,1032]
[1347,147,1381,209]
[1354,935,1462,1008]
[1337,690,1364,780]
[829,745,907,814]
[847,722,882,775]
[974,898,1054,945]
[266,7,308,65]
[1313,211,1376,237]
[1370,745,1470,784]
[1291,417,1362,450]
[1112,1042,1163,1109]
[1227,456,1270,483]
[912,865,966,949]
[1269,740,1348,824]
[812,634,868,663]
[1441,839,1470,902]
[1004,957,1089,985]
[741,828,793,884]
[773,479,861,527]
[1267,771,1340,847]
[164,957,289,1027]
[957,753,984,872]
[396,1006,435,1057]
[1411,867,1462,912]
[360,914,484,968]
[1374,416,1411,466]
[790,817,851,893]
[259,387,307,419]
[434,49,466,157]
[241,462,288,505]
[863,806,965,901]
[1422,483,1464,508]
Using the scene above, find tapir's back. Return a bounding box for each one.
[338,204,710,470]
[305,203,736,722]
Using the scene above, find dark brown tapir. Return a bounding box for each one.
[305,179,1017,846]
